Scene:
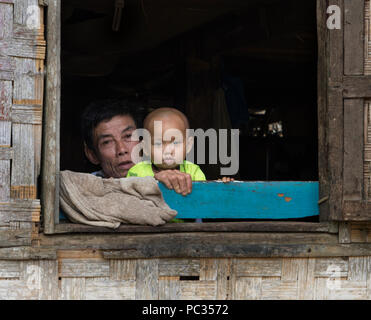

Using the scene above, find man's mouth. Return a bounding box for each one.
[118,161,133,170]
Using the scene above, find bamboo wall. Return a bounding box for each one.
[0,256,369,300]
[0,0,370,300]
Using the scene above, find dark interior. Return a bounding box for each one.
[60,0,318,183]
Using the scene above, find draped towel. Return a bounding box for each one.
[59,170,177,228]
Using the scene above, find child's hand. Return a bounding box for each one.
[154,170,192,196]
[218,177,234,183]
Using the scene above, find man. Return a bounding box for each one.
[81,99,193,195]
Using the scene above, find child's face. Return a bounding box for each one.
[147,115,188,169]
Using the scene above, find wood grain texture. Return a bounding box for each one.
[317,0,329,221]
[42,0,60,233]
[0,80,12,120]
[0,2,13,40]
[54,221,337,234]
[344,0,365,75]
[343,99,364,201]
[135,259,159,299]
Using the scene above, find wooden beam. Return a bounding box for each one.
[102,243,371,259]
[0,247,56,260]
[42,0,60,234]
[53,221,337,234]
[39,232,338,253]
[326,0,344,220]
[317,0,329,221]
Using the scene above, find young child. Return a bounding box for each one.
[127,107,206,181]
[127,107,205,223]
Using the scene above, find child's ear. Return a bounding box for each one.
[84,143,100,165]
[186,136,194,154]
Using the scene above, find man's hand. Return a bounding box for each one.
[154,170,192,196]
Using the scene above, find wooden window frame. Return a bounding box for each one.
[41,0,334,240]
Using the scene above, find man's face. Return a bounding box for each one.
[87,115,139,178]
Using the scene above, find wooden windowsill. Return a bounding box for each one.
[52,221,337,234]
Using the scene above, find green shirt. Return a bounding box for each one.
[127,160,206,181]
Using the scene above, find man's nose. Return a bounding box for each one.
[116,140,129,155]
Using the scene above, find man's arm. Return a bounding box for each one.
[154,170,192,196]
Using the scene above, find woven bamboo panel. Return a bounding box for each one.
[0,257,369,300]
[0,0,44,231]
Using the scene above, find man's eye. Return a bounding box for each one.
[101,140,112,145]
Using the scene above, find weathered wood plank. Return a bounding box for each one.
[0,280,38,299]
[0,2,13,39]
[327,87,344,220]
[11,123,35,198]
[109,259,136,280]
[344,0,364,75]
[42,0,60,233]
[261,279,298,300]
[13,58,44,106]
[60,278,86,300]
[0,60,14,81]
[0,147,13,160]
[235,277,262,300]
[59,259,109,278]
[38,260,58,299]
[326,0,344,221]
[199,258,218,281]
[0,38,45,60]
[281,258,305,281]
[343,200,371,220]
[235,258,282,277]
[54,221,337,234]
[0,120,11,147]
[348,256,368,281]
[0,247,56,260]
[315,257,348,278]
[343,76,371,98]
[11,105,42,124]
[135,259,159,299]
[0,229,31,247]
[350,222,371,242]
[159,276,180,300]
[325,280,368,300]
[339,222,351,243]
[0,80,12,120]
[0,260,20,278]
[215,258,231,299]
[179,280,216,300]
[0,160,10,201]
[0,200,40,223]
[343,99,364,201]
[158,259,200,277]
[103,242,371,259]
[297,258,315,300]
[42,232,339,253]
[85,279,136,300]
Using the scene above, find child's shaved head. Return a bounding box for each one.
[144,107,189,133]
[143,107,192,169]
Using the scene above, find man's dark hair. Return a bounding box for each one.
[81,99,143,152]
